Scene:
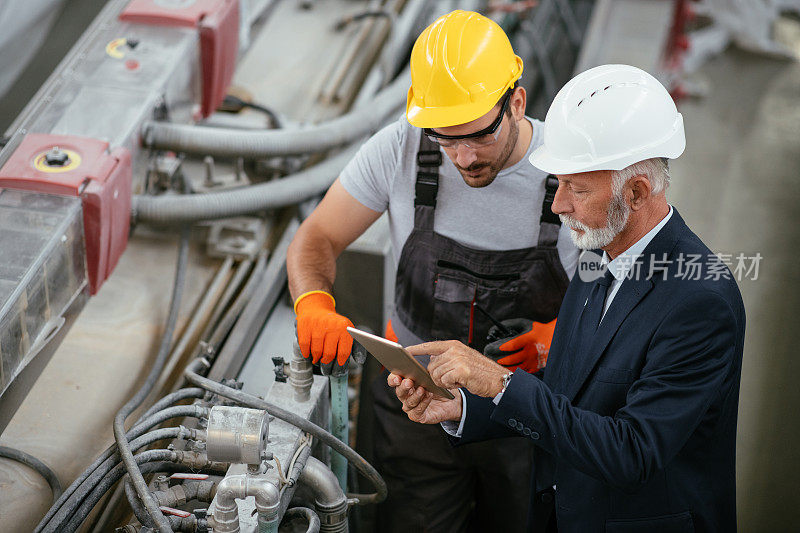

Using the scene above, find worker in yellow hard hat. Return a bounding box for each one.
[287,10,578,531]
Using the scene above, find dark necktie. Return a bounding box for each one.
[580,268,616,333]
[561,268,616,387]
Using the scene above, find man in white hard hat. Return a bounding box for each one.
[388,64,746,532]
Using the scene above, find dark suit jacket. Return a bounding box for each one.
[457,209,745,532]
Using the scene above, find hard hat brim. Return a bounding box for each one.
[406,87,509,129]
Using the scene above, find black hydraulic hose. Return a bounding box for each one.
[123,472,153,529]
[0,446,63,502]
[68,426,186,520]
[184,359,387,504]
[132,145,359,225]
[64,449,183,532]
[113,226,191,533]
[131,404,210,437]
[220,94,282,128]
[39,407,208,533]
[138,387,206,422]
[284,507,321,533]
[35,404,208,533]
[143,70,408,159]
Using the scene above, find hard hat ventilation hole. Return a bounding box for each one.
[575,82,645,108]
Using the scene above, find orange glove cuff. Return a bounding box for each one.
[385,319,398,343]
[498,318,557,351]
[496,319,558,373]
[294,290,336,315]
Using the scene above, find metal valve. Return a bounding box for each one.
[272,356,288,382]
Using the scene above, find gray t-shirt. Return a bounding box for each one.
[340,115,578,277]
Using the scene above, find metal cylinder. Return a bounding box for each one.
[289,338,313,402]
[299,457,349,533]
[206,405,269,465]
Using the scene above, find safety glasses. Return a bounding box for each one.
[424,89,512,149]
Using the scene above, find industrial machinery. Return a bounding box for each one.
[0,0,601,530]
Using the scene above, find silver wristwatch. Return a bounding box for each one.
[501,372,513,394]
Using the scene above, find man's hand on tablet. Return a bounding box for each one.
[388,373,462,424]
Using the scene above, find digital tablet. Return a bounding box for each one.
[346,327,455,400]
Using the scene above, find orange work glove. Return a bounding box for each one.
[483,318,557,373]
[294,291,354,367]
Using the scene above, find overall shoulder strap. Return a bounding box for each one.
[413,131,442,229]
[538,175,562,247]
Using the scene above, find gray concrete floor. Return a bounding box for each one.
[669,47,800,531]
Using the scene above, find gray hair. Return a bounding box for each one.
[611,157,670,196]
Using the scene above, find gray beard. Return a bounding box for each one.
[559,192,630,250]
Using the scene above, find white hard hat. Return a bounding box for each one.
[529,64,685,175]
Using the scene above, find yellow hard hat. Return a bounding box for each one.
[406,10,523,128]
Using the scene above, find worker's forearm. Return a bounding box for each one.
[287,223,339,302]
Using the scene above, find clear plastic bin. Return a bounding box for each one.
[0,189,87,395]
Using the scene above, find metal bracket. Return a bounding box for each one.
[206,217,268,260]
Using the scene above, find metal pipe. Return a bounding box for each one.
[320,5,381,105]
[200,258,254,342]
[298,457,348,533]
[204,253,267,367]
[329,372,349,492]
[353,0,428,108]
[207,221,297,381]
[334,3,398,107]
[211,473,281,533]
[289,338,313,402]
[153,255,235,397]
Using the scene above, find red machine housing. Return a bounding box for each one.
[0,134,132,295]
[120,0,240,117]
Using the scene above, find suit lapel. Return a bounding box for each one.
[561,208,687,402]
[564,275,652,402]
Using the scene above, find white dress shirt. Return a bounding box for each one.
[442,206,674,438]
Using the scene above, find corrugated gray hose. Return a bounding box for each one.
[142,71,410,159]
[133,71,409,225]
[132,144,359,224]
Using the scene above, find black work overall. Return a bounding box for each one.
[372,135,569,533]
